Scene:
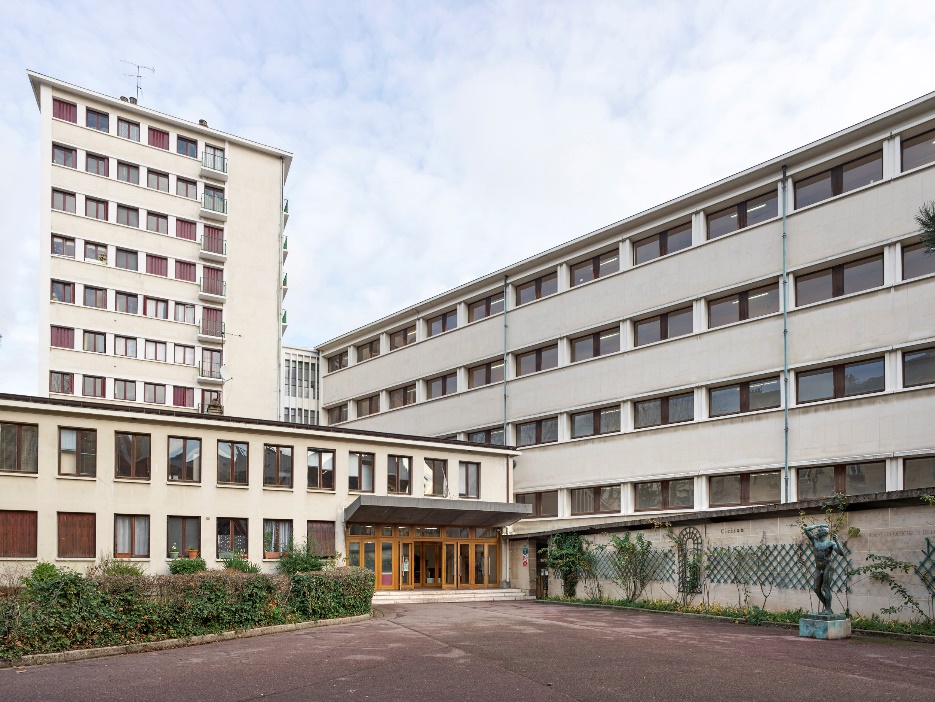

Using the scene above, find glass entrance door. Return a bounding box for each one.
[400,541,414,589]
[474,543,499,588]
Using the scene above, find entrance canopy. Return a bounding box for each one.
[344,495,531,528]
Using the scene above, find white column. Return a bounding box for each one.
[347,345,357,365]
[882,136,900,179]
[694,386,708,420]
[885,349,900,392]
[887,457,902,492]
[694,475,707,511]
[379,390,389,413]
[415,318,426,342]
[557,263,570,292]
[346,399,358,421]
[622,319,634,351]
[691,211,706,245]
[883,242,900,286]
[786,273,796,310]
[784,176,795,213]
[456,301,468,326]
[557,412,571,442]
[558,337,571,367]
[620,239,632,270]
[379,332,390,354]
[456,366,468,393]
[621,400,633,432]
[786,369,797,407]
[415,379,426,403]
[692,299,706,333]
[621,483,635,515]
[559,489,571,518]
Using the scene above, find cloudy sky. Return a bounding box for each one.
[1,0,933,394]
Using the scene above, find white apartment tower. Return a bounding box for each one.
[31,71,292,419]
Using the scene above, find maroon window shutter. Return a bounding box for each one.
[307,521,336,555]
[173,386,193,407]
[53,99,77,123]
[175,261,196,282]
[146,255,168,276]
[51,326,74,348]
[176,219,196,240]
[204,266,223,295]
[58,512,95,558]
[0,511,38,558]
[148,127,169,150]
[203,226,224,254]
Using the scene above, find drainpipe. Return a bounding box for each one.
[502,274,509,442]
[277,157,285,421]
[781,166,790,502]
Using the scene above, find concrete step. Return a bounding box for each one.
[373,588,534,605]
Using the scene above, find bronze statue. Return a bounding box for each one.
[803,524,845,614]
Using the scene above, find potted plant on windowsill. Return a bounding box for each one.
[187,546,199,559]
[169,544,180,560]
[263,531,279,559]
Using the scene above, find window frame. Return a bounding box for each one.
[114,379,136,401]
[570,327,620,363]
[632,392,695,429]
[52,98,77,123]
[52,143,77,168]
[118,118,140,141]
[904,346,935,388]
[902,241,935,281]
[795,357,886,404]
[708,377,781,417]
[83,285,106,309]
[116,205,140,228]
[389,384,416,409]
[217,440,249,485]
[515,272,558,306]
[51,280,75,304]
[427,310,458,337]
[634,307,693,347]
[634,478,695,512]
[423,458,448,497]
[570,485,621,515]
[796,461,887,499]
[167,516,200,559]
[117,161,139,185]
[570,250,619,287]
[327,351,348,372]
[327,405,348,424]
[167,436,202,483]
[515,491,558,518]
[0,423,39,474]
[459,461,481,499]
[82,375,105,398]
[49,371,74,395]
[468,360,504,389]
[357,339,380,362]
[708,471,782,507]
[794,254,884,306]
[84,197,108,221]
[52,189,76,213]
[307,448,336,491]
[387,455,413,495]
[794,151,884,209]
[82,330,106,354]
[570,406,621,438]
[426,372,457,399]
[143,383,166,405]
[468,292,505,323]
[216,517,248,559]
[515,344,558,377]
[52,234,75,258]
[86,108,109,133]
[706,191,779,240]
[115,292,138,315]
[349,451,375,493]
[176,177,198,199]
[356,395,380,417]
[632,223,693,265]
[466,428,505,446]
[114,514,149,558]
[177,135,198,158]
[708,283,780,328]
[389,325,417,350]
[515,416,559,447]
[85,152,109,177]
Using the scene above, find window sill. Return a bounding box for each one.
[166,481,202,487]
[218,482,250,489]
[55,558,95,562]
[57,474,97,481]
[262,486,293,492]
[0,471,38,478]
[348,490,375,495]
[307,488,336,493]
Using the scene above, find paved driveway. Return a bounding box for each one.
[2,601,933,701]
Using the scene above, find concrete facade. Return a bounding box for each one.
[281,345,320,425]
[32,71,290,420]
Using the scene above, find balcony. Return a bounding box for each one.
[198,361,224,384]
[283,199,290,228]
[197,403,225,416]
[282,310,288,334]
[282,273,288,299]
[199,277,227,302]
[199,234,227,263]
[198,320,225,344]
[201,152,229,182]
[282,236,288,262]
[201,193,228,222]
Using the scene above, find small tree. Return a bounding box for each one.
[916,202,935,254]
[607,532,653,602]
[541,533,592,598]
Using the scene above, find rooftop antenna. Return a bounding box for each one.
[120,60,154,102]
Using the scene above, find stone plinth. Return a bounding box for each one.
[799,613,851,640]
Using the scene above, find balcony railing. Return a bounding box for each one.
[284,199,289,214]
[197,402,224,415]
[200,277,227,297]
[282,310,287,325]
[202,152,228,173]
[198,361,223,379]
[282,273,288,287]
[202,193,228,214]
[200,320,225,338]
[200,234,226,255]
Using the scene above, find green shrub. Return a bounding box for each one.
[169,557,207,574]
[277,541,324,575]
[91,556,146,577]
[223,556,261,573]
[289,567,374,620]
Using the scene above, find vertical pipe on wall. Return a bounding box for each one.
[781,166,790,502]
[502,274,509,443]
[277,157,285,421]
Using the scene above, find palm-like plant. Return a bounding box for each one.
[915,201,935,254]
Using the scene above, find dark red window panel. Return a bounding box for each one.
[175,261,196,282]
[173,386,194,408]
[146,255,168,277]
[176,219,196,240]
[52,99,77,123]
[58,512,95,558]
[51,325,74,349]
[0,511,38,557]
[148,127,169,150]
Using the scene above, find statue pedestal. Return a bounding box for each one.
[799,613,851,640]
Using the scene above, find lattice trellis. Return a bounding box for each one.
[677,527,704,594]
[586,548,675,582]
[915,538,935,596]
[705,542,851,593]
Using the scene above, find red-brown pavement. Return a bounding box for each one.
[1,601,933,701]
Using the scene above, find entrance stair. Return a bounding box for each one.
[372,588,533,605]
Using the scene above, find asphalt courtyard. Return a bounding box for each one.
[2,601,934,702]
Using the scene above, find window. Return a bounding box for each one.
[115,292,138,314]
[175,345,195,365]
[635,478,694,511]
[571,406,621,438]
[905,456,935,489]
[0,511,37,558]
[52,98,77,122]
[263,520,292,556]
[115,248,138,271]
[390,325,416,350]
[118,118,140,141]
[52,189,76,213]
[904,347,935,388]
[58,512,95,558]
[571,485,620,515]
[469,293,504,322]
[794,151,883,208]
[51,280,75,303]
[144,383,166,404]
[515,272,558,306]
[467,428,505,445]
[177,135,198,158]
[116,205,139,228]
[327,405,348,424]
[203,390,223,412]
[328,351,348,372]
[357,395,380,417]
[147,213,169,235]
[82,330,105,353]
[571,327,620,362]
[114,379,136,401]
[217,518,248,558]
[175,260,196,282]
[796,357,885,403]
[216,441,248,485]
[85,197,108,221]
[177,177,197,199]
[515,491,558,518]
[709,471,781,507]
[707,191,778,239]
[114,515,149,558]
[148,127,169,150]
[708,283,779,328]
[167,516,200,558]
[357,339,380,361]
[84,241,107,263]
[173,386,194,408]
[798,461,886,499]
[349,452,375,492]
[468,360,504,388]
[423,458,447,496]
[634,307,692,346]
[168,437,201,482]
[634,392,694,428]
[388,455,412,494]
[264,445,293,488]
[143,297,168,318]
[82,375,105,398]
[427,372,457,399]
[795,254,883,306]
[86,152,108,177]
[516,417,558,447]
[204,144,226,171]
[459,462,480,498]
[902,242,935,280]
[427,310,457,337]
[901,128,935,172]
[145,339,167,361]
[308,521,336,555]
[175,303,195,324]
[633,223,692,265]
[307,449,335,490]
[389,384,416,409]
[52,144,76,168]
[50,325,74,349]
[571,250,619,286]
[177,219,197,241]
[0,423,39,473]
[52,234,75,258]
[710,377,781,417]
[204,185,225,212]
[516,344,559,376]
[117,161,139,184]
[147,169,169,192]
[86,109,109,132]
[49,371,74,394]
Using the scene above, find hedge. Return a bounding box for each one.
[0,566,374,660]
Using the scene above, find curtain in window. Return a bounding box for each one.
[51,326,74,348]
[146,255,168,276]
[148,128,169,149]
[176,219,196,240]
[115,515,132,555]
[134,517,149,557]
